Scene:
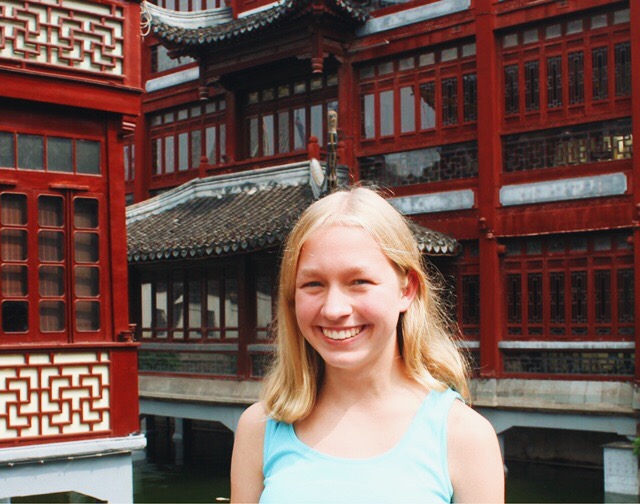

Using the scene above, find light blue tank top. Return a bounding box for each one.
[260,388,461,503]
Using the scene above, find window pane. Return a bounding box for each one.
[263,114,275,155]
[3,301,28,332]
[3,265,27,296]
[74,198,98,229]
[293,108,306,150]
[76,140,100,174]
[206,127,217,165]
[527,273,543,324]
[220,124,226,159]
[278,111,290,154]
[549,272,565,324]
[207,274,220,327]
[75,266,99,297]
[615,42,631,97]
[504,65,519,114]
[419,82,436,130]
[74,232,99,263]
[591,47,608,101]
[38,196,64,227]
[546,56,562,108]
[47,137,73,173]
[310,106,323,147]
[225,277,238,338]
[571,271,587,324]
[76,301,100,331]
[595,270,611,323]
[165,136,175,173]
[507,274,522,324]
[256,273,272,329]
[188,277,202,332]
[2,194,27,225]
[400,86,415,133]
[191,130,201,169]
[524,61,539,111]
[441,77,458,125]
[172,275,184,329]
[17,134,44,170]
[618,269,634,323]
[1,230,27,261]
[463,74,477,122]
[152,138,162,175]
[40,266,65,296]
[39,231,64,262]
[380,90,394,136]
[0,132,14,168]
[156,279,168,332]
[362,94,375,139]
[141,281,152,336]
[249,117,259,157]
[568,51,584,105]
[40,300,65,332]
[178,132,189,171]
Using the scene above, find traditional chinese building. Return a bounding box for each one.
[0,1,144,501]
[128,0,640,496]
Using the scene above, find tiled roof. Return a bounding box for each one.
[126,163,459,263]
[142,0,368,48]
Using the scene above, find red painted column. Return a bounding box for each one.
[475,0,503,378]
[629,1,640,384]
[337,54,356,173]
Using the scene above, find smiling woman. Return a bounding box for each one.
[230,186,505,504]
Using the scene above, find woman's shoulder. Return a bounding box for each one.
[237,402,269,435]
[447,399,496,446]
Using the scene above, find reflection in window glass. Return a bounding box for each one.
[206,127,217,165]
[17,134,44,170]
[48,137,73,173]
[249,117,259,158]
[1,230,27,261]
[380,90,394,136]
[76,140,100,174]
[310,105,323,147]
[420,83,436,130]
[38,196,63,228]
[40,266,65,296]
[39,231,64,262]
[40,300,65,332]
[141,281,152,337]
[76,301,100,331]
[178,132,189,171]
[3,265,28,296]
[0,133,14,168]
[278,111,290,154]
[263,114,275,156]
[256,273,272,339]
[188,278,202,338]
[172,274,184,338]
[165,136,175,173]
[400,86,415,133]
[225,277,238,338]
[191,130,201,169]
[74,232,99,263]
[75,266,99,297]
[2,193,27,225]
[220,125,226,159]
[3,301,28,332]
[74,198,98,229]
[293,108,306,150]
[362,94,375,139]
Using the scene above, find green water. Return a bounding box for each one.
[132,458,640,504]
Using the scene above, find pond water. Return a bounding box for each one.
[132,457,640,503]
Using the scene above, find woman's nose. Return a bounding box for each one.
[321,286,353,319]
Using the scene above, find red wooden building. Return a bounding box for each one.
[128,0,640,491]
[0,1,144,501]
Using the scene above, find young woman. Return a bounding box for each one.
[231,187,504,503]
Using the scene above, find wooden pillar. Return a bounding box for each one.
[475,0,503,378]
[225,88,237,164]
[630,0,640,384]
[337,55,356,172]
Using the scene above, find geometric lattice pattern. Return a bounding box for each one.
[0,0,124,76]
[0,352,110,440]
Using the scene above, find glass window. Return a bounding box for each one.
[0,133,14,168]
[17,134,44,170]
[76,140,100,175]
[47,137,73,173]
[419,82,436,130]
[379,90,394,136]
[400,86,415,133]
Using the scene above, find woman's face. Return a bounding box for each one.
[294,225,416,374]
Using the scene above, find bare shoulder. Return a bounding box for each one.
[230,402,268,503]
[447,400,505,503]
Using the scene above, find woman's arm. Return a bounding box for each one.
[448,400,505,503]
[230,402,267,504]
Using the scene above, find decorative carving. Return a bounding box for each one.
[0,352,110,440]
[0,0,125,76]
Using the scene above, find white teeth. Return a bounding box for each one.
[322,326,362,340]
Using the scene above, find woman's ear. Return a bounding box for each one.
[399,270,418,313]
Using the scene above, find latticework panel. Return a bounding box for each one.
[0,351,110,441]
[0,0,124,76]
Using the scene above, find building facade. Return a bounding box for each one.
[0,1,144,501]
[128,0,640,494]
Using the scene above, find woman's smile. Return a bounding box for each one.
[320,325,367,341]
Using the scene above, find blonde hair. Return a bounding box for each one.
[261,187,470,423]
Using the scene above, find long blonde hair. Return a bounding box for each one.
[261,187,470,423]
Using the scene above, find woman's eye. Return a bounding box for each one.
[352,279,371,286]
[302,281,322,288]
